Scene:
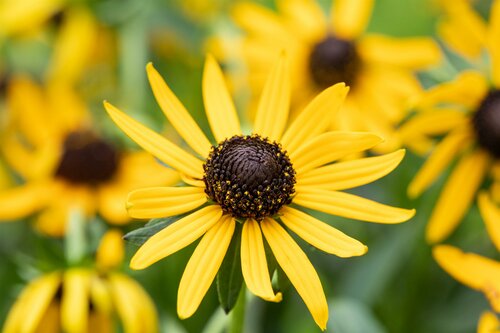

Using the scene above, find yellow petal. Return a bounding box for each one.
[0,0,62,35]
[261,218,328,330]
[130,205,223,270]
[177,215,235,319]
[477,311,500,333]
[416,71,489,110]
[294,188,415,224]
[331,0,374,39]
[104,101,204,179]
[276,0,326,42]
[126,186,207,219]
[45,7,97,85]
[109,273,159,333]
[439,0,487,58]
[3,272,61,333]
[202,55,241,142]
[253,52,290,142]
[478,191,500,252]
[146,63,212,157]
[489,0,500,88]
[96,229,125,271]
[426,150,490,243]
[290,132,383,175]
[281,83,349,155]
[433,245,500,312]
[241,219,282,302]
[358,35,441,68]
[61,269,92,333]
[0,182,52,221]
[89,276,113,314]
[297,149,405,190]
[280,206,367,257]
[408,127,472,198]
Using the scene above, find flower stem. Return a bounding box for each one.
[229,288,246,333]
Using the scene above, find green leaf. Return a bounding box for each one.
[124,215,184,247]
[217,223,244,314]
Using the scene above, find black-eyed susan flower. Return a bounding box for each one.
[2,230,158,333]
[223,0,440,152]
[104,53,415,329]
[433,190,500,332]
[0,77,179,236]
[400,0,500,243]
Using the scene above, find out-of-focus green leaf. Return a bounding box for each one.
[328,297,387,333]
[65,208,87,265]
[217,223,243,313]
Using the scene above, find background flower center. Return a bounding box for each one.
[308,35,361,89]
[473,89,500,158]
[203,134,296,220]
[55,130,120,185]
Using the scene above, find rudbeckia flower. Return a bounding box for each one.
[104,54,415,329]
[2,230,158,333]
[433,191,500,332]
[401,0,500,243]
[0,77,179,236]
[223,0,440,152]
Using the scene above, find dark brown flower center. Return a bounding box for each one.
[309,35,361,89]
[473,90,500,158]
[55,131,120,185]
[203,135,296,220]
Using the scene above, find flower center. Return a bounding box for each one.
[308,35,361,89]
[55,130,120,185]
[473,90,500,158]
[203,135,296,220]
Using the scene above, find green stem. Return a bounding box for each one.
[229,288,246,333]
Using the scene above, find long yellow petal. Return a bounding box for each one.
[146,63,212,157]
[426,150,490,243]
[297,149,405,190]
[61,269,92,333]
[331,0,374,39]
[130,205,223,270]
[408,128,472,198]
[433,245,500,312]
[109,273,158,333]
[177,215,235,319]
[478,192,500,252]
[0,0,62,35]
[253,52,290,142]
[3,272,61,333]
[281,207,367,257]
[276,0,326,42]
[0,182,53,220]
[358,35,441,69]
[104,101,204,179]
[290,132,383,175]
[261,218,328,330]
[241,219,282,302]
[281,83,348,155]
[477,311,500,333]
[126,186,207,219]
[294,188,415,224]
[489,0,500,88]
[203,55,241,142]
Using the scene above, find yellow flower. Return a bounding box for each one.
[104,54,414,329]
[0,77,179,236]
[223,0,440,152]
[433,191,500,331]
[401,0,500,244]
[3,230,158,333]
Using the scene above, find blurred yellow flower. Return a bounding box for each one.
[0,77,179,236]
[104,54,414,329]
[401,0,500,243]
[3,230,158,333]
[223,0,440,152]
[478,311,500,333]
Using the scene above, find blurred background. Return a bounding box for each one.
[0,0,497,332]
